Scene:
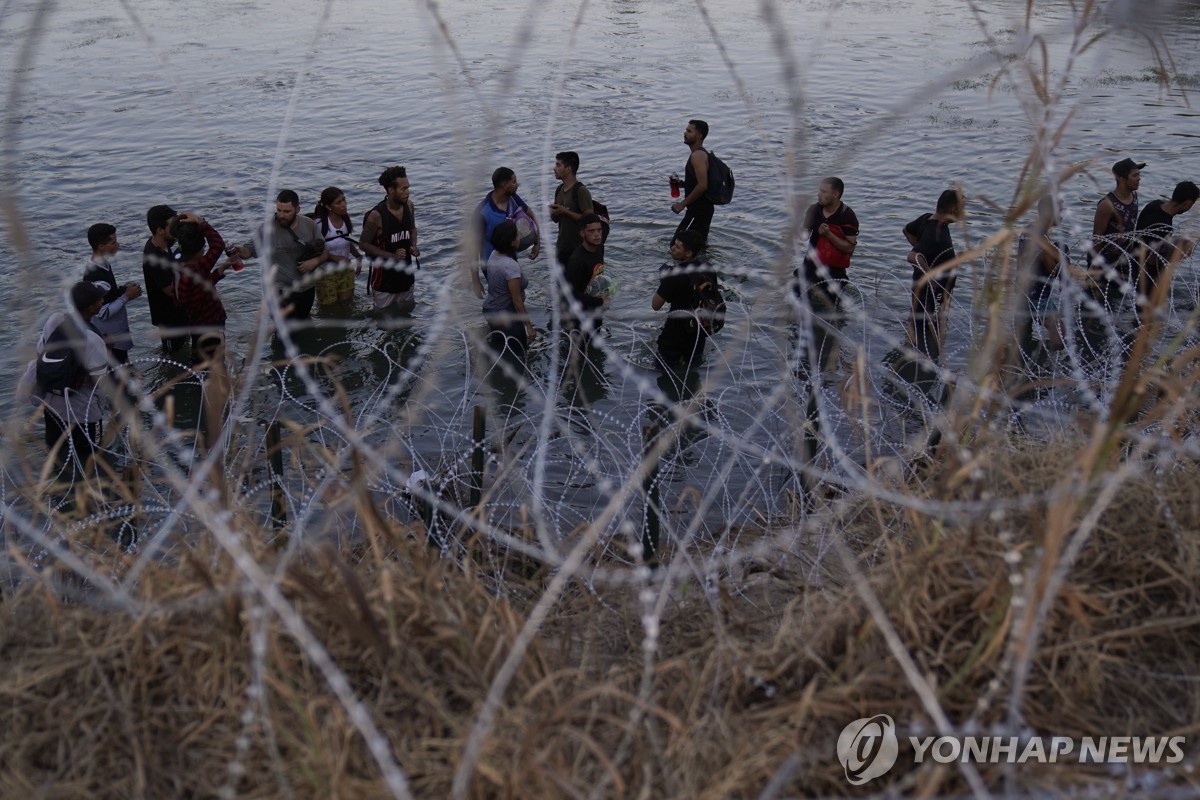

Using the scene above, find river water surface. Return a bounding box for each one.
[2,0,1199,534]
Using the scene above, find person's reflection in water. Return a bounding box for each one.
[483,334,530,423]
[646,360,707,468]
[559,330,610,417]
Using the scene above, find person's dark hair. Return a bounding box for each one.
[578,212,602,230]
[378,166,407,191]
[823,177,845,197]
[556,151,580,174]
[71,280,106,313]
[1172,181,1199,204]
[491,167,515,190]
[147,205,176,234]
[312,186,352,236]
[87,223,116,250]
[936,188,961,214]
[688,119,709,140]
[490,220,520,259]
[276,189,300,207]
[673,229,705,260]
[171,220,206,261]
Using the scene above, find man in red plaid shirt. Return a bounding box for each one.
[170,212,230,365]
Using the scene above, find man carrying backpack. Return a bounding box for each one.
[671,119,716,244]
[652,230,723,371]
[549,151,594,268]
[360,166,420,313]
[17,282,111,477]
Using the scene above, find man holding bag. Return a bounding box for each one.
[794,177,859,373]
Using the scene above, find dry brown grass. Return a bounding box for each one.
[3,432,1200,799]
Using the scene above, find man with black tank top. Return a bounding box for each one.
[671,119,715,244]
[1090,157,1143,307]
[360,165,419,312]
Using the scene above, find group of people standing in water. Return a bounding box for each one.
[18,116,1199,479]
[21,119,734,477]
[795,157,1197,385]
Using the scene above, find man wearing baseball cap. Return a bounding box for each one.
[1090,157,1145,307]
[16,281,112,479]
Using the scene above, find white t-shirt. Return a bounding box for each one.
[320,217,355,261]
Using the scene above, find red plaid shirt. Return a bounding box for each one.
[176,221,227,328]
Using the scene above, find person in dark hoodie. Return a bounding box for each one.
[83,222,142,364]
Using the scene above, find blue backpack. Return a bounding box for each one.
[706,150,735,205]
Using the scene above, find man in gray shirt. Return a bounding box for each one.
[231,189,328,320]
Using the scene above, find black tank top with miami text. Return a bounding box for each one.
[371,199,416,293]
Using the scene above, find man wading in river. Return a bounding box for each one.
[360,165,420,313]
[671,120,715,245]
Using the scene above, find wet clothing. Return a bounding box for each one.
[176,221,228,329]
[17,311,109,474]
[483,251,529,354]
[313,213,356,308]
[482,252,527,316]
[674,154,715,243]
[655,259,716,367]
[367,200,417,297]
[315,215,356,260]
[1137,199,1180,297]
[143,239,188,351]
[84,256,134,358]
[254,215,324,294]
[800,202,859,284]
[1017,232,1067,315]
[478,192,534,262]
[905,213,957,278]
[905,213,957,362]
[1138,199,1176,240]
[554,181,593,266]
[1096,190,1139,263]
[563,243,605,329]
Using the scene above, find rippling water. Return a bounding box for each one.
[2,0,1199,522]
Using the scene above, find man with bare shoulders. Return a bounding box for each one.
[360,165,419,312]
[1090,157,1143,308]
[670,119,715,244]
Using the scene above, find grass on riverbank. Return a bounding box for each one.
[3,431,1199,799]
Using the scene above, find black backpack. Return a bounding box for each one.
[706,150,735,205]
[692,273,727,335]
[572,183,611,243]
[36,321,85,394]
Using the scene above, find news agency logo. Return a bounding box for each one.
[837,714,899,785]
[836,714,1187,786]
